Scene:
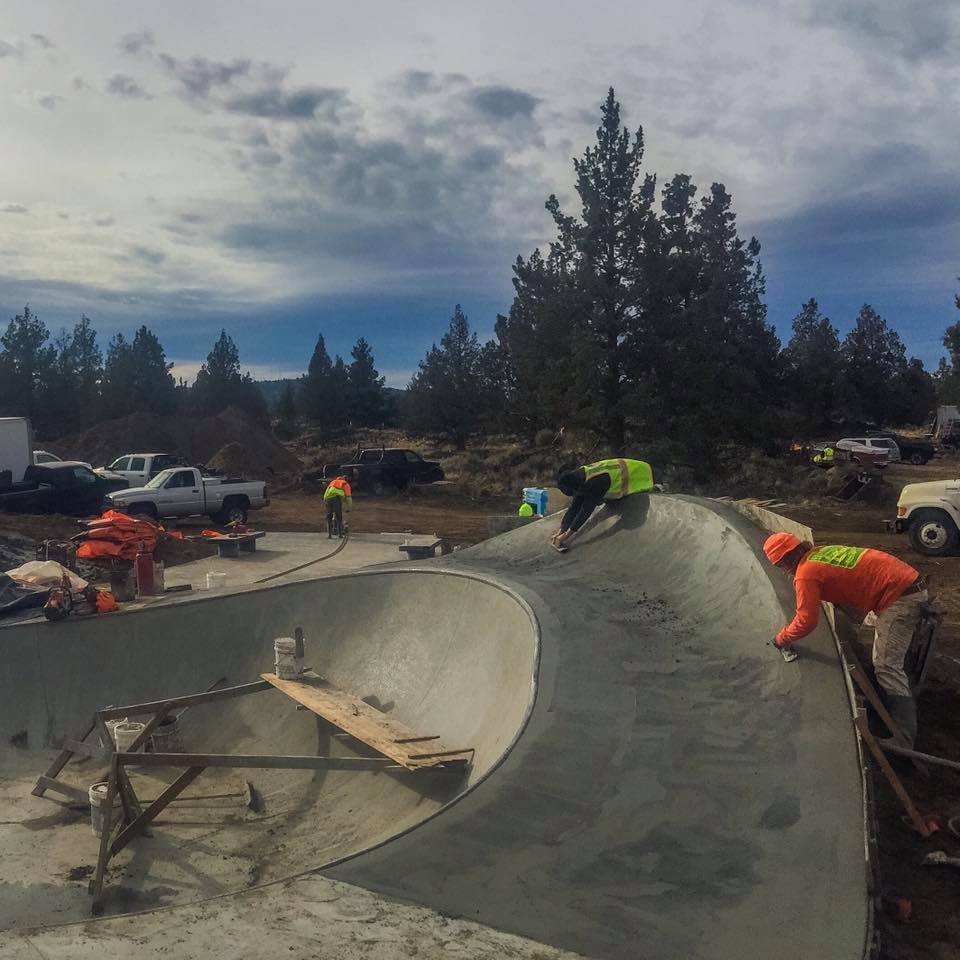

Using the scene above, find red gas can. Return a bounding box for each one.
[135,541,155,597]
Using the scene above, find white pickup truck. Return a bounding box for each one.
[894,479,960,556]
[105,467,269,525]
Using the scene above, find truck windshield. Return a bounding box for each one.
[146,469,177,489]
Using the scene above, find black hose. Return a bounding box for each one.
[254,530,350,585]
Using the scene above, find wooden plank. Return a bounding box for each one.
[855,713,930,838]
[118,752,400,770]
[98,679,269,720]
[89,755,119,901]
[260,672,473,770]
[110,766,205,857]
[32,717,96,797]
[881,742,960,773]
[34,776,89,804]
[841,641,927,778]
[94,715,143,825]
[125,702,174,752]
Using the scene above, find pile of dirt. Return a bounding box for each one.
[52,407,303,480]
[206,442,250,476]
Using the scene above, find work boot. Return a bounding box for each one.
[885,695,918,749]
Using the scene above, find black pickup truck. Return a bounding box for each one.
[321,448,445,494]
[0,462,129,515]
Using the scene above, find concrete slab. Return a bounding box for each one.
[0,495,870,959]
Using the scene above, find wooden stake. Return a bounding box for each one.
[854,712,930,838]
[89,754,119,901]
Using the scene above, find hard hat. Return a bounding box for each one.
[763,532,801,565]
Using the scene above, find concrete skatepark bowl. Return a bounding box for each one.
[0,495,871,959]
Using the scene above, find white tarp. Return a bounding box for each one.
[934,405,960,439]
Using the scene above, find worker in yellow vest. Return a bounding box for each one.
[323,475,352,539]
[551,458,654,552]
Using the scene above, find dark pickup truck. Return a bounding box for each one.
[0,462,129,515]
[321,448,445,494]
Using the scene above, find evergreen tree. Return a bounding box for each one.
[276,381,297,423]
[301,333,338,426]
[347,336,385,426]
[781,299,844,429]
[406,305,483,449]
[191,329,268,422]
[0,305,54,421]
[842,304,909,424]
[101,325,176,418]
[532,88,654,444]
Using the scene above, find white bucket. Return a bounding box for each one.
[274,636,303,679]
[99,718,125,749]
[89,781,121,837]
[205,572,227,590]
[113,721,146,753]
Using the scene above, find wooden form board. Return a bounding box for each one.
[261,672,473,770]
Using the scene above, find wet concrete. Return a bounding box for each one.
[0,495,869,959]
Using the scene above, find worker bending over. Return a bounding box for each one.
[764,532,926,745]
[551,458,653,551]
[323,475,352,539]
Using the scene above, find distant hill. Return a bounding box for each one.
[257,378,405,412]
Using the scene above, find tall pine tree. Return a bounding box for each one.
[347,337,385,426]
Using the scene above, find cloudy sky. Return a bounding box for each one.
[1,1,958,385]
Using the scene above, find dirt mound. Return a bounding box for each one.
[206,442,250,477]
[53,407,303,479]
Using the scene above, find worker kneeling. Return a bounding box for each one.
[764,532,926,745]
[323,475,352,539]
[551,458,653,551]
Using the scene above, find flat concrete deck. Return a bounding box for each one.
[0,496,870,959]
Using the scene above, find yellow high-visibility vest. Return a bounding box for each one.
[583,459,653,500]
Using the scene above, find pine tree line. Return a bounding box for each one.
[0,312,269,436]
[402,90,944,470]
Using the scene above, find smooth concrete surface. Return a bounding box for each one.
[0,495,869,960]
[0,569,538,926]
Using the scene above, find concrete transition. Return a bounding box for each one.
[0,495,870,959]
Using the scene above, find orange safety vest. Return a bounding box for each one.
[324,477,352,503]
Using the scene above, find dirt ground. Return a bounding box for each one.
[775,459,960,959]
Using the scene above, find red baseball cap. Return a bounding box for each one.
[763,532,801,565]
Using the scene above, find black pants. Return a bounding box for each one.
[325,497,343,535]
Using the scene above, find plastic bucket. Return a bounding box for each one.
[205,572,227,590]
[89,782,121,837]
[274,636,303,679]
[113,721,146,753]
[150,715,181,753]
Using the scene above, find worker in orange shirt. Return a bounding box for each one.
[323,475,352,539]
[764,532,926,745]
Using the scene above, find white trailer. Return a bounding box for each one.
[0,417,34,486]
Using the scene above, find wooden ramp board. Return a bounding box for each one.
[260,672,473,770]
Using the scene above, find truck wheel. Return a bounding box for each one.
[908,452,925,465]
[909,509,959,557]
[218,500,248,525]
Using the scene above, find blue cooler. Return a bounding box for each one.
[522,487,549,516]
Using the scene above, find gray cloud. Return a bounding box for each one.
[803,0,957,61]
[224,86,345,121]
[119,28,155,56]
[129,245,167,265]
[31,33,55,49]
[94,216,115,227]
[106,74,152,99]
[400,70,468,96]
[158,53,255,98]
[35,93,62,111]
[1,203,28,214]
[468,85,540,119]
[72,75,85,90]
[0,40,20,58]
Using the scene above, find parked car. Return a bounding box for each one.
[96,453,181,487]
[321,447,445,494]
[836,437,899,463]
[872,433,936,465]
[893,479,960,556]
[105,466,269,525]
[33,449,62,464]
[0,462,129,515]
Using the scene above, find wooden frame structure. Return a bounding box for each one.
[32,673,473,909]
